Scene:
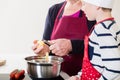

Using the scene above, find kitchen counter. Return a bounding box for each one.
[0,53,70,80]
[0,53,34,74]
[0,74,31,80]
[0,53,33,80]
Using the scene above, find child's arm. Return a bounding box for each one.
[65,76,80,80]
[65,71,82,80]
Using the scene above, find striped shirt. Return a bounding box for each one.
[89,20,120,80]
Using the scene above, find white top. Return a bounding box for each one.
[89,20,120,79]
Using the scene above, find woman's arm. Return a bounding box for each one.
[70,40,84,54]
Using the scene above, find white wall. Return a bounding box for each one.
[112,0,120,25]
[0,0,63,54]
[0,0,119,54]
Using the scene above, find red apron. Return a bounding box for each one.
[81,35,101,80]
[51,2,89,76]
[80,18,114,80]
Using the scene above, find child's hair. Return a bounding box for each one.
[101,7,112,12]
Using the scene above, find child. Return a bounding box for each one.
[67,0,120,80]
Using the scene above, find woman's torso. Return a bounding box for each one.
[50,1,89,76]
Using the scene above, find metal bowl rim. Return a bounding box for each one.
[25,55,63,64]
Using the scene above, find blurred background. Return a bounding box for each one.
[0,0,119,54]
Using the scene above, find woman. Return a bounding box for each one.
[32,0,96,77]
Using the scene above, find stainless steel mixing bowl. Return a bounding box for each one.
[25,55,63,79]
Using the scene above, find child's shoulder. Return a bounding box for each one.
[94,20,114,33]
[96,20,116,30]
[95,20,120,38]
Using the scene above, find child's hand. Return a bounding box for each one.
[66,76,79,80]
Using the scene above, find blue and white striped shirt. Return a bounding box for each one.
[89,20,120,80]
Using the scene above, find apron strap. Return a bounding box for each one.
[84,35,89,59]
[55,1,67,23]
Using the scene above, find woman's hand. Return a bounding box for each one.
[32,40,50,56]
[49,39,72,56]
[66,76,79,80]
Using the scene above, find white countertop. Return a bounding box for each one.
[0,53,35,74]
